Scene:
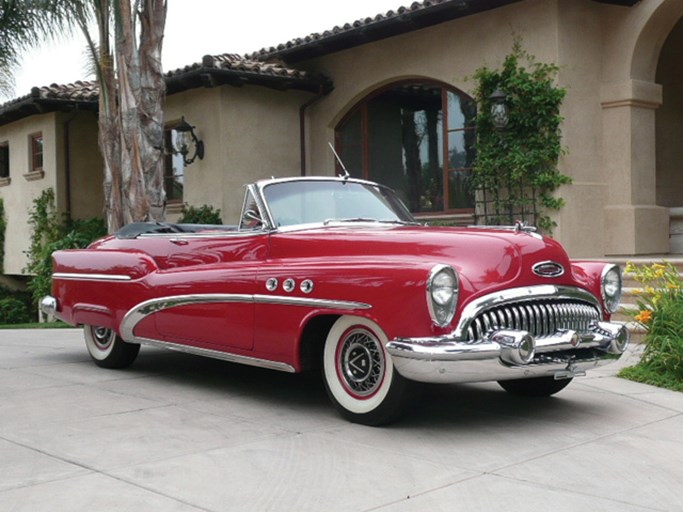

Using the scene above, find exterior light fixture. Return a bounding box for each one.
[489,88,509,131]
[172,116,204,165]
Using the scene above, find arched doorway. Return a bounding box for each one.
[601,0,683,256]
[655,17,683,252]
[335,80,476,218]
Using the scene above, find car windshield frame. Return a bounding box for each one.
[257,178,417,230]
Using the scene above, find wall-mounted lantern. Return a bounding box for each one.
[172,116,205,165]
[488,88,509,132]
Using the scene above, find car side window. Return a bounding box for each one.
[239,188,265,231]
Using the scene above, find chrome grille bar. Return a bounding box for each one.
[467,300,601,341]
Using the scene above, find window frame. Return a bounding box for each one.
[30,133,43,173]
[334,79,476,216]
[163,124,184,205]
[0,142,9,182]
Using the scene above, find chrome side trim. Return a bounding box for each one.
[120,293,372,344]
[453,285,602,339]
[53,272,132,281]
[253,295,371,310]
[134,337,296,373]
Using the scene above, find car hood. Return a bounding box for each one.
[269,225,574,295]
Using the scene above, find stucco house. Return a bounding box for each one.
[0,0,681,281]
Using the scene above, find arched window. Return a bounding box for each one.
[335,81,476,215]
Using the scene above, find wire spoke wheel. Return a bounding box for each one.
[322,316,412,426]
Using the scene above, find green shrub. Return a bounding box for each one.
[0,197,6,272]
[0,296,31,324]
[618,261,683,391]
[178,203,222,224]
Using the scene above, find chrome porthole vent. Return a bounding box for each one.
[300,279,314,294]
[283,279,296,293]
[265,278,278,291]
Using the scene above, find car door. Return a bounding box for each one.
[128,230,268,351]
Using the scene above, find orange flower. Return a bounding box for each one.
[634,310,652,324]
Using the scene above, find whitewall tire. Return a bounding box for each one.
[322,316,411,425]
[84,325,140,369]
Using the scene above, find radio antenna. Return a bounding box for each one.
[328,142,350,179]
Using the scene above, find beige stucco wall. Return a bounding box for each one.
[60,111,105,220]
[296,0,682,257]
[165,85,311,224]
[0,113,60,275]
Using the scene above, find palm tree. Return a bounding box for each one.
[0,0,168,231]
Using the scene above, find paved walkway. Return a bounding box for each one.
[1,329,681,511]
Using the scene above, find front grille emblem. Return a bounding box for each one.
[532,261,565,278]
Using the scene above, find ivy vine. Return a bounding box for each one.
[472,41,571,233]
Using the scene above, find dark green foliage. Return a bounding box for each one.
[0,285,33,324]
[0,296,31,324]
[178,203,223,224]
[24,188,107,309]
[0,197,5,272]
[472,41,571,234]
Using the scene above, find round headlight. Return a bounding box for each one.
[601,265,623,314]
[427,265,459,327]
[431,271,456,306]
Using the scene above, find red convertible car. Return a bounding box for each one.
[42,176,629,425]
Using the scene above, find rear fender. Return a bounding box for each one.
[51,249,158,328]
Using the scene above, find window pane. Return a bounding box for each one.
[31,135,43,171]
[164,129,184,201]
[0,145,8,178]
[337,110,363,179]
[447,130,477,170]
[448,169,474,210]
[448,92,476,130]
[368,85,444,213]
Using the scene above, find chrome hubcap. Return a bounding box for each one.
[339,328,385,397]
[92,327,114,350]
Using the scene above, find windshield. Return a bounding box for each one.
[262,180,416,228]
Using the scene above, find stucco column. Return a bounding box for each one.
[601,79,669,255]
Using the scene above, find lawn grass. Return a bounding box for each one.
[0,321,73,329]
[619,364,683,392]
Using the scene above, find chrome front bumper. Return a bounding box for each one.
[386,321,630,384]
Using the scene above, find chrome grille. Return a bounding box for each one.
[466,300,601,341]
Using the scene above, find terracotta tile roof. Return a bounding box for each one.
[249,0,525,63]
[0,80,98,110]
[0,55,330,126]
[166,53,314,81]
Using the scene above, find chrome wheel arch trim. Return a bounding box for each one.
[120,293,372,344]
[452,285,603,340]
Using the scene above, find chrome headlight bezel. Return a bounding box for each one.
[427,264,459,327]
[601,264,623,314]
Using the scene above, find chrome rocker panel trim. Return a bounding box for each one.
[386,320,630,384]
[133,337,297,374]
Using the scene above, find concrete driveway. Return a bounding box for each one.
[0,328,681,512]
